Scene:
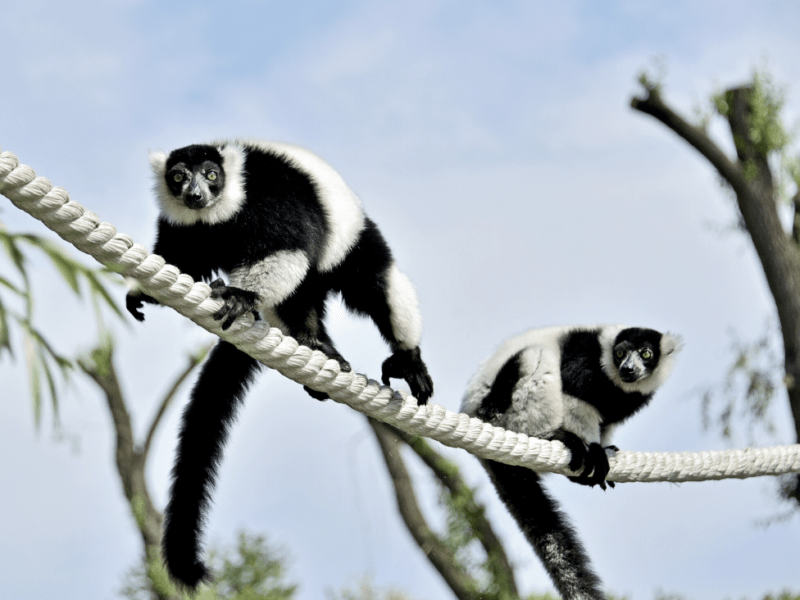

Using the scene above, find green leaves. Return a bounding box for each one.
[712,69,800,196]
[0,218,122,426]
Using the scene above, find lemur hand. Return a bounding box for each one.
[381,347,434,405]
[126,291,159,322]
[209,279,261,330]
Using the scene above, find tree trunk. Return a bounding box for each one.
[632,83,800,503]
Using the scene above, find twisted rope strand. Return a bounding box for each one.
[2,146,799,483]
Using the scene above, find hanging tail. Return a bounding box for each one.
[483,459,604,600]
[162,340,262,588]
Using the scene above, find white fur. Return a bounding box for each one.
[462,325,574,417]
[462,325,680,437]
[149,144,247,226]
[217,143,247,218]
[562,395,602,445]
[599,328,682,396]
[462,338,603,444]
[502,345,562,438]
[385,264,423,351]
[156,139,366,263]
[242,140,366,272]
[228,250,310,309]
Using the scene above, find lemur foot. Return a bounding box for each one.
[381,347,434,405]
[209,278,260,330]
[303,352,352,401]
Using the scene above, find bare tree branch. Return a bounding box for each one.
[391,427,519,597]
[792,191,800,246]
[632,80,800,506]
[142,344,210,462]
[78,338,182,600]
[367,417,490,600]
[78,340,163,549]
[631,85,748,197]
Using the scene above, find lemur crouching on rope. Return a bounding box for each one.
[126,140,434,589]
[461,325,680,600]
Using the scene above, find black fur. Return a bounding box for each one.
[162,340,261,588]
[483,460,604,600]
[475,350,523,422]
[165,145,226,201]
[559,328,652,427]
[129,142,434,589]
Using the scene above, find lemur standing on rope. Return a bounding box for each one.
[461,325,680,600]
[126,140,434,589]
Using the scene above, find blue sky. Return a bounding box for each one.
[2,1,800,599]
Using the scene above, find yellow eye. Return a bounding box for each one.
[615,350,624,358]
[173,173,184,183]
[207,170,218,181]
[642,349,653,360]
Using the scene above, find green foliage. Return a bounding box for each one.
[759,591,800,600]
[637,55,667,94]
[654,592,688,600]
[700,326,781,444]
[210,532,297,600]
[326,577,415,600]
[0,218,121,425]
[712,71,790,154]
[744,71,791,157]
[712,69,800,197]
[405,434,517,600]
[121,532,297,600]
[523,592,561,600]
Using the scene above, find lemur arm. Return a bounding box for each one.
[125,218,215,321]
[558,401,614,490]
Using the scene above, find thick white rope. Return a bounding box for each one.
[2,146,799,484]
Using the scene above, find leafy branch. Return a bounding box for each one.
[0,219,122,424]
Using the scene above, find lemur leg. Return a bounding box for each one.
[333,218,433,404]
[274,274,352,400]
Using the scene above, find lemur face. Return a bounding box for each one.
[163,145,226,210]
[164,160,225,209]
[612,328,662,383]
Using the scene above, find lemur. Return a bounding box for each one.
[461,325,680,600]
[127,140,434,588]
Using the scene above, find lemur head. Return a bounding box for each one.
[149,142,246,226]
[163,145,226,210]
[600,326,681,395]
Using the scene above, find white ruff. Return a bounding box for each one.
[600,327,682,395]
[148,144,247,226]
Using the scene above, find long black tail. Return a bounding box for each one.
[483,460,604,600]
[162,340,262,589]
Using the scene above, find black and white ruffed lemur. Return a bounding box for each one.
[461,325,680,600]
[126,140,434,589]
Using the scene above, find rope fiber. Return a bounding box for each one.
[2,145,799,483]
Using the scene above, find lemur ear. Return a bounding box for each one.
[661,333,683,355]
[149,150,168,175]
